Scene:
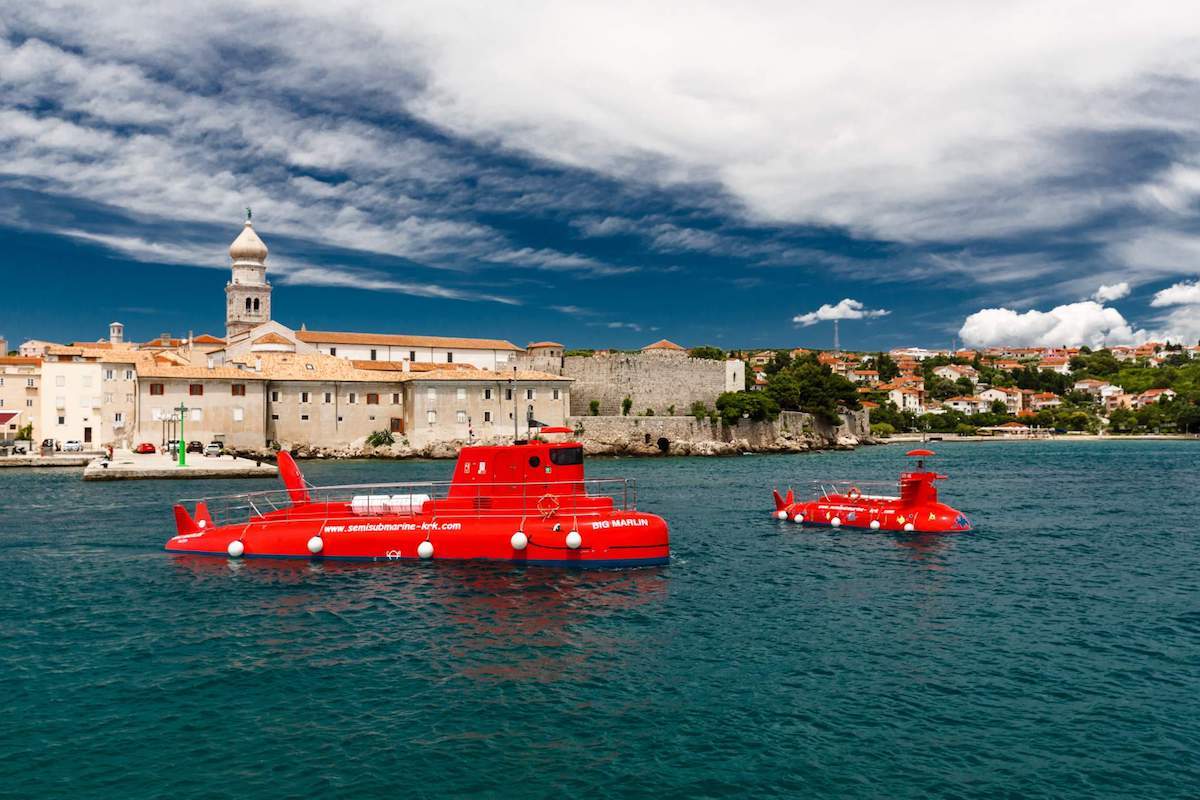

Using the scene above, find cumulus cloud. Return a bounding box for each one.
[793,298,889,327]
[1150,280,1200,307]
[1092,282,1131,302]
[958,302,1146,348]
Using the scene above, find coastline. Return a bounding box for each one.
[882,433,1200,443]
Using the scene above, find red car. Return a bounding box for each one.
[134,442,156,454]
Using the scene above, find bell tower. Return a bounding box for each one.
[225,208,272,338]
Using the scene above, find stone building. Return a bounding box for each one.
[0,356,39,440]
[40,346,140,449]
[137,360,269,450]
[562,340,745,416]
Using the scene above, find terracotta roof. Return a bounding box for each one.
[349,360,478,372]
[0,356,40,366]
[526,341,564,349]
[46,345,141,362]
[642,339,685,351]
[408,369,569,383]
[253,332,293,345]
[192,334,226,345]
[296,329,520,351]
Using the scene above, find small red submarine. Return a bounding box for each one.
[772,449,972,532]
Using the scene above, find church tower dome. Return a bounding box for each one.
[225,209,272,339]
[229,220,268,262]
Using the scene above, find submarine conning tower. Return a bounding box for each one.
[449,428,586,499]
[899,448,943,506]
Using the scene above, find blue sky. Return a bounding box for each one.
[4,2,1200,351]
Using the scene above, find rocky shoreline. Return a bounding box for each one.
[230,410,875,460]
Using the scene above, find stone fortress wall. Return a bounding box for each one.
[516,349,744,416]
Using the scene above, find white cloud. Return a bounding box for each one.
[793,298,889,327]
[958,301,1146,348]
[1150,280,1200,307]
[1092,282,1131,302]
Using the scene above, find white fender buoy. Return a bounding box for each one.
[417,540,434,559]
[511,531,528,550]
[869,520,881,530]
[565,531,582,550]
[307,536,324,554]
[776,510,788,520]
[198,519,206,529]
[227,540,244,558]
[831,517,841,527]
[791,512,803,523]
[904,523,915,532]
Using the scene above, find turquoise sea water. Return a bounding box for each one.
[1,441,1197,799]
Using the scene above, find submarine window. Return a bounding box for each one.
[528,456,541,468]
[550,447,583,466]
[657,437,670,453]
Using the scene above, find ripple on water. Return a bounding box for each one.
[0,443,1198,798]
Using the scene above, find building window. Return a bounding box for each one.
[526,388,535,400]
[505,388,513,401]
[456,388,466,401]
[150,383,164,396]
[57,415,65,425]
[323,392,332,403]
[329,347,337,356]
[483,411,492,423]
[26,378,34,387]
[124,369,133,380]
[190,408,202,422]
[427,410,437,424]
[370,349,377,361]
[253,298,260,312]
[300,414,309,421]
[271,390,279,402]
[271,414,279,420]
[348,393,357,404]
[366,393,379,405]
[409,350,416,361]
[447,352,454,363]
[300,391,310,403]
[233,407,244,422]
[426,388,436,402]
[56,375,65,387]
[189,384,203,396]
[483,388,493,400]
[26,399,33,407]
[391,393,400,404]
[114,412,123,423]
[552,389,561,400]
[456,410,467,424]
[232,384,246,396]
[104,369,114,380]
[103,393,113,403]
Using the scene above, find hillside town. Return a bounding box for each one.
[740,342,1200,437]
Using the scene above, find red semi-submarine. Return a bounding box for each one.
[772,449,972,533]
[166,429,669,567]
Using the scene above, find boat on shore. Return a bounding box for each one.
[772,449,972,533]
[166,429,670,567]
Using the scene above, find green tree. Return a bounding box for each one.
[715,391,780,426]
[875,352,900,381]
[688,346,726,360]
[366,430,395,447]
[621,396,633,416]
[589,399,600,416]
[690,401,709,421]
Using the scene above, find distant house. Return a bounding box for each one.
[933,364,979,385]
[1030,392,1062,410]
[994,359,1023,372]
[1135,388,1177,407]
[1038,355,1070,375]
[943,395,985,414]
[888,386,922,412]
[750,351,775,367]
[979,386,1022,415]
[850,369,879,385]
[1072,378,1115,398]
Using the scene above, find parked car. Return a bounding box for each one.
[204,442,224,457]
[165,439,180,454]
[62,440,84,452]
[133,442,156,454]
[186,440,204,454]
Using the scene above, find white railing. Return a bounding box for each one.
[183,477,638,528]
